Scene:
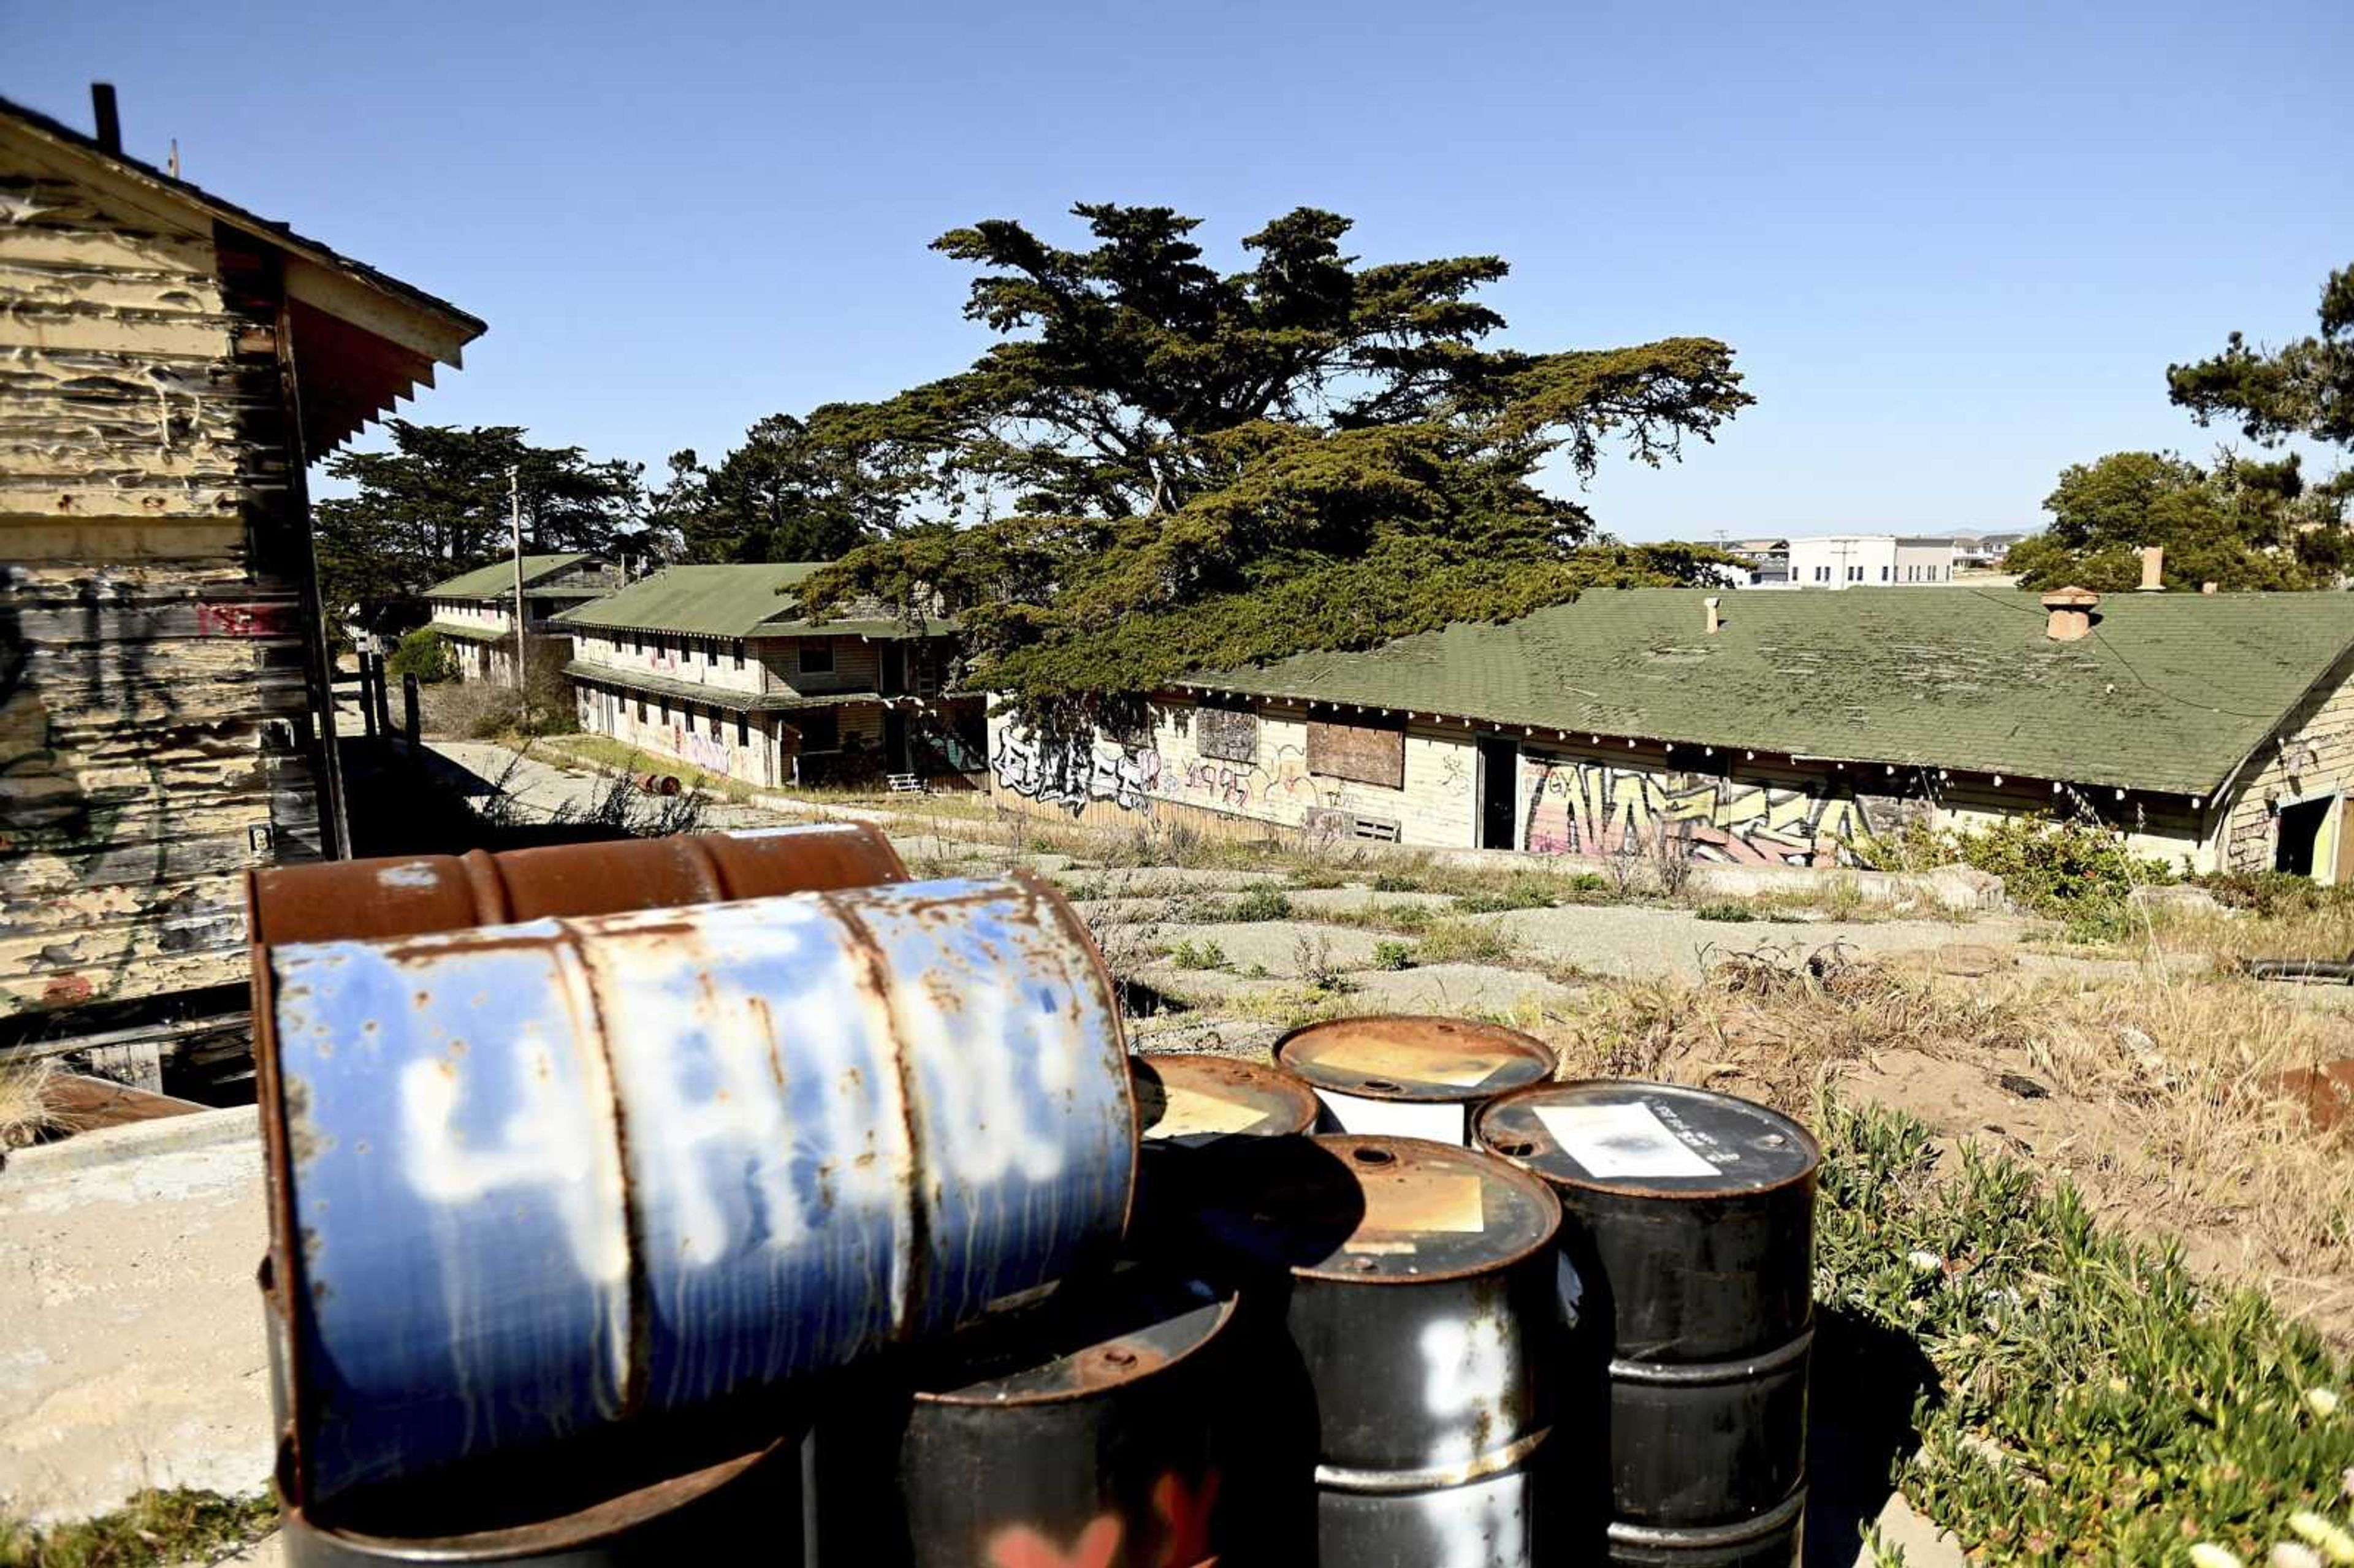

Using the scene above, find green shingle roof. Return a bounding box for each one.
[562,661,888,713]
[1179,587,2354,797]
[547,564,832,636]
[549,563,955,639]
[423,554,593,599]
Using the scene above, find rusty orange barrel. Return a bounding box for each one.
[1275,1016,1556,1144]
[246,823,908,948]
[258,873,1133,1510]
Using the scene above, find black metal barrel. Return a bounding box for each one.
[1274,1016,1557,1144]
[1186,1134,1566,1566]
[806,1266,1238,1568]
[1131,1052,1322,1249]
[1476,1082,1818,1568]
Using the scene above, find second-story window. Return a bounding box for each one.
[733,640,745,670]
[799,641,836,676]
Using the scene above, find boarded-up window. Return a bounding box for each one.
[1198,704,1259,764]
[1307,715,1404,789]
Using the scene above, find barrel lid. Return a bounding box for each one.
[913,1269,1233,1405]
[1190,1135,1560,1284]
[1133,1054,1320,1146]
[1276,1016,1556,1104]
[1476,1081,1819,1198]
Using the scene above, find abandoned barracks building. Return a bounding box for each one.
[991,586,2354,880]
[420,551,620,683]
[556,563,985,788]
[0,91,482,1038]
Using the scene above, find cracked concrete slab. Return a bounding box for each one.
[0,1112,272,1523]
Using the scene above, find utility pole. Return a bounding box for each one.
[509,465,529,729]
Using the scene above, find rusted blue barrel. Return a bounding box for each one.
[1476,1082,1818,1567]
[805,1266,1237,1567]
[1184,1135,1566,1566]
[259,873,1135,1510]
[1275,1016,1556,1143]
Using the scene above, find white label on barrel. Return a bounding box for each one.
[1317,1092,1469,1146]
[1147,1083,1272,1141]
[1534,1102,1721,1178]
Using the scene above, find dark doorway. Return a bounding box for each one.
[2275,796,2334,878]
[883,709,910,774]
[1476,735,1520,849]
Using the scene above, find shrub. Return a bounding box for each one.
[1818,1095,2354,1564]
[385,625,455,684]
[1452,873,1557,914]
[1372,870,1425,893]
[1929,813,2174,924]
[1293,933,1357,994]
[1371,939,1415,970]
[1567,871,1610,895]
[1166,938,1228,970]
[1224,885,1294,923]
[1413,918,1522,965]
[1694,900,1756,923]
[2195,869,2354,918]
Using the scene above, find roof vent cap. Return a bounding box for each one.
[2041,585,2100,642]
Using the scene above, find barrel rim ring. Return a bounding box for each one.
[1281,1133,1564,1285]
[1313,1423,1550,1494]
[1609,1323,1815,1385]
[1012,867,1142,1242]
[911,1283,1239,1409]
[1272,1014,1558,1104]
[1472,1078,1823,1201]
[1132,1051,1323,1141]
[1604,1482,1807,1548]
[283,1434,786,1557]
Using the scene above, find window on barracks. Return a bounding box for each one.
[800,641,835,676]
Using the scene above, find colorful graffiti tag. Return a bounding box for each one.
[1521,752,1920,867]
[995,733,1163,815]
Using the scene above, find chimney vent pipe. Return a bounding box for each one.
[90,83,121,156]
[1704,595,1721,635]
[2041,585,2100,642]
[2139,546,2165,592]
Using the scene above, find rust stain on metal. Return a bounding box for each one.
[1277,1014,1556,1103]
[825,892,932,1341]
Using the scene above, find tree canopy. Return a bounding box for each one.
[2168,262,2354,451]
[799,204,1749,714]
[2006,449,2342,592]
[315,422,658,639]
[650,412,916,565]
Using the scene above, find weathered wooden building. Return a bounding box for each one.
[420,552,620,683]
[991,587,2354,880]
[1,92,482,1039]
[556,563,985,788]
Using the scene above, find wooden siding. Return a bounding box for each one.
[2217,652,2354,879]
[1,136,321,1018]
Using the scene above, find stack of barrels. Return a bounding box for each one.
[253,834,1818,1567]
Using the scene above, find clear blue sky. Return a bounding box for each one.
[8,0,2348,540]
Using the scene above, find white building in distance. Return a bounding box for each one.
[1785,535,1957,588]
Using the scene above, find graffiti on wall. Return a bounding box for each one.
[1521,752,1922,867]
[1178,747,1328,813]
[994,733,1163,814]
[672,725,734,777]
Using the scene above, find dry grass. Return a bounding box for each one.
[1535,948,2354,1344]
[0,1059,55,1149]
